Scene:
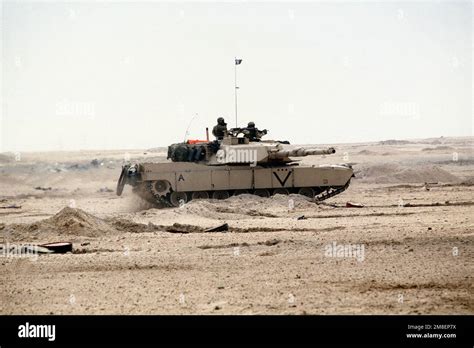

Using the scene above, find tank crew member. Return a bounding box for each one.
[212,117,228,140]
[243,121,267,142]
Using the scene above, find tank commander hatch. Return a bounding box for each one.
[243,121,267,142]
[212,117,228,140]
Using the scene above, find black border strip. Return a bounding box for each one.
[0,315,473,347]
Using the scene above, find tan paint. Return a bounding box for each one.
[138,162,352,193]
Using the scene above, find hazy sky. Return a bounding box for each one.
[1,0,472,152]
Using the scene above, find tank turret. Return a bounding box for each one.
[210,142,336,165]
[167,133,336,166]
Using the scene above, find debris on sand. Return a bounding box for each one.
[98,187,113,193]
[109,218,161,233]
[297,215,307,220]
[397,201,474,208]
[204,223,229,232]
[459,178,474,186]
[438,178,474,187]
[423,182,439,191]
[34,186,52,191]
[40,242,73,253]
[316,202,338,208]
[34,245,55,254]
[258,239,280,246]
[198,242,250,250]
[345,202,364,208]
[199,239,281,250]
[110,218,149,233]
[166,223,203,233]
[0,205,21,209]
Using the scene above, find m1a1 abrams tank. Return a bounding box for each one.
[116,128,354,207]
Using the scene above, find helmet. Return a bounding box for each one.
[217,117,225,124]
[248,121,255,128]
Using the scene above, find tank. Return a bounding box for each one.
[116,128,354,207]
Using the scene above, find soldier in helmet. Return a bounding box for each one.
[212,117,228,140]
[243,121,267,142]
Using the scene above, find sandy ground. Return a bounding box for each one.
[0,136,473,314]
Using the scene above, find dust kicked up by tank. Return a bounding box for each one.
[1,0,472,330]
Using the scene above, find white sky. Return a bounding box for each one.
[1,0,472,151]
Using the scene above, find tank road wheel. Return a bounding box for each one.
[273,188,289,196]
[212,191,230,200]
[191,191,209,200]
[254,189,270,198]
[150,180,171,196]
[233,190,249,196]
[170,192,188,207]
[298,187,315,199]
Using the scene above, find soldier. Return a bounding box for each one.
[212,117,228,140]
[243,121,267,142]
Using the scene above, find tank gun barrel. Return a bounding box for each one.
[269,147,336,159]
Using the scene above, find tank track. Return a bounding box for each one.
[314,181,351,202]
[141,180,351,207]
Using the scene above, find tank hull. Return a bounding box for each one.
[118,162,354,207]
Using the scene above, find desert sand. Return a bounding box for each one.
[1,136,473,314]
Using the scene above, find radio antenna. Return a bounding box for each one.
[183,113,198,143]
